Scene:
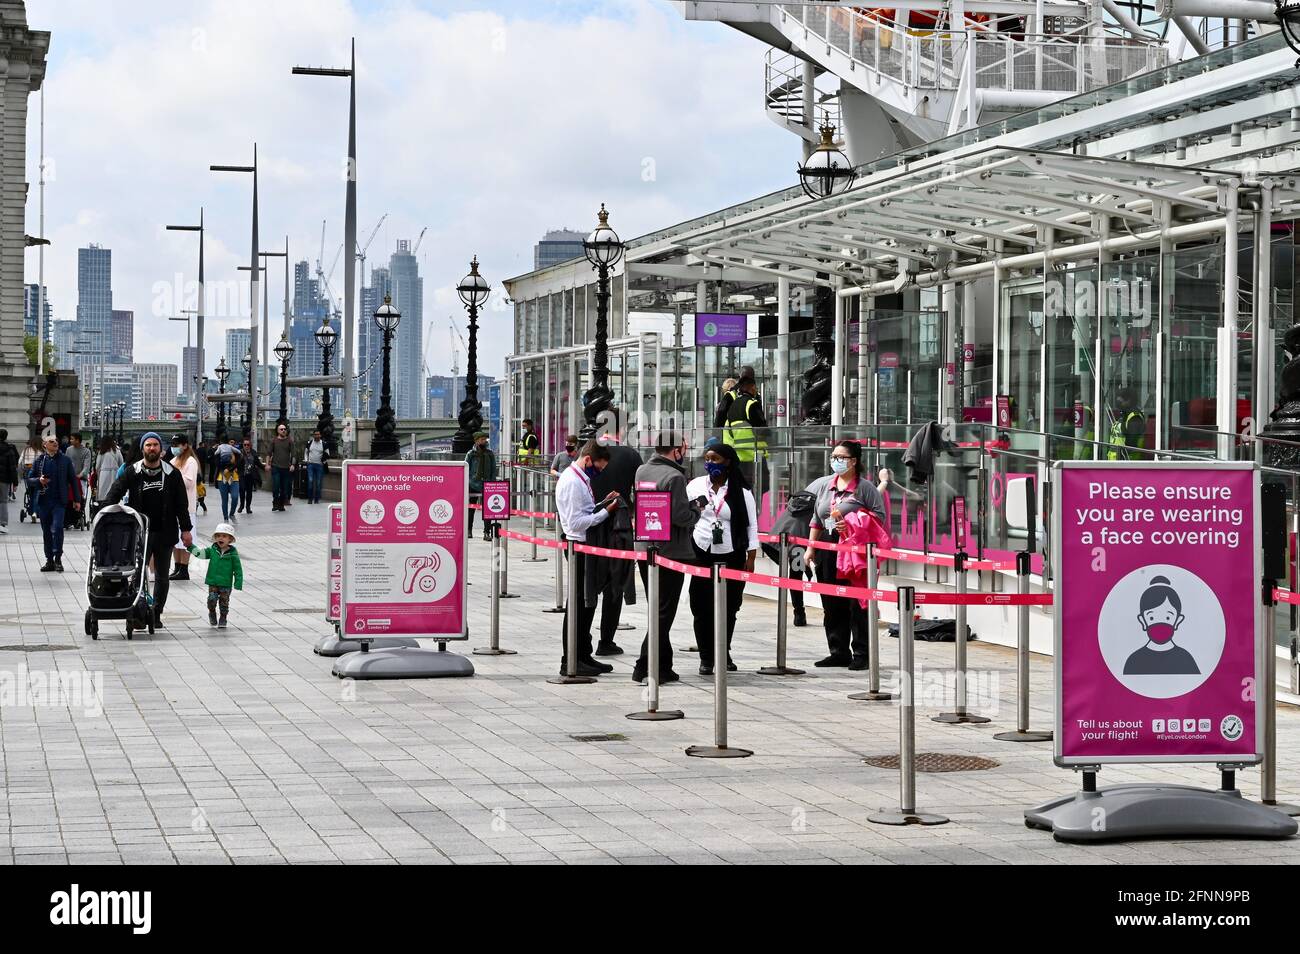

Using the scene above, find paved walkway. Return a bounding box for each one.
[1,491,1297,864]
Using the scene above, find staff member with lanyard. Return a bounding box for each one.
[554,439,620,677]
[685,443,757,676]
[806,439,885,670]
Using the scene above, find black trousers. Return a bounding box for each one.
[238,479,255,511]
[814,545,869,660]
[560,547,598,666]
[148,537,174,617]
[689,545,747,666]
[633,560,682,678]
[597,579,624,645]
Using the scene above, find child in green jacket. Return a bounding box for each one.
[188,522,244,628]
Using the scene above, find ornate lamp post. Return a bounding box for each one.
[114,402,125,445]
[452,256,490,453]
[240,351,252,437]
[371,295,401,459]
[214,356,231,438]
[315,312,338,456]
[796,120,855,425]
[274,332,294,427]
[580,204,625,440]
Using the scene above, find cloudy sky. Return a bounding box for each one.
[23,0,796,390]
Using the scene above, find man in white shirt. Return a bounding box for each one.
[555,440,620,677]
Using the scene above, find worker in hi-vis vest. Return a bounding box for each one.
[517,418,541,465]
[720,371,768,485]
[1106,387,1147,460]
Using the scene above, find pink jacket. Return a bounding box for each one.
[836,509,894,607]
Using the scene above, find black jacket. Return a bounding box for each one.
[104,459,193,545]
[0,440,17,485]
[591,444,641,503]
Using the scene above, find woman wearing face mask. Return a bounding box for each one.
[167,434,201,582]
[806,440,886,668]
[1123,575,1199,675]
[685,443,758,676]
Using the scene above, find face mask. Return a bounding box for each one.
[584,465,600,480]
[1146,622,1175,644]
[566,447,576,455]
[170,447,181,457]
[831,458,850,475]
[705,461,727,481]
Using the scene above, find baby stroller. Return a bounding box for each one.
[84,503,153,640]
[68,480,90,531]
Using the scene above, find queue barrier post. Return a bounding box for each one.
[993,550,1052,743]
[933,550,989,724]
[758,531,805,676]
[524,470,546,563]
[542,518,565,614]
[499,508,519,599]
[868,586,949,826]
[474,523,517,657]
[628,547,684,721]
[849,542,891,702]
[686,561,753,758]
[547,538,596,685]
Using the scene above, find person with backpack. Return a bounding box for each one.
[25,434,83,572]
[0,428,18,534]
[212,437,242,521]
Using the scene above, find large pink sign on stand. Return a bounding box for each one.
[326,504,342,623]
[1054,461,1261,766]
[341,460,468,640]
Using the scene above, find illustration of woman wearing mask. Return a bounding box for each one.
[1123,575,1200,675]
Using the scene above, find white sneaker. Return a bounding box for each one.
[0,526,7,534]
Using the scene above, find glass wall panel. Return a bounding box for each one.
[1044,265,1098,459]
[1166,244,1222,455]
[1100,254,1159,458]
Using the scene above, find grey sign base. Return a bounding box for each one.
[867,809,950,826]
[1025,784,1299,843]
[627,708,684,721]
[933,710,992,724]
[848,689,893,701]
[685,745,753,758]
[994,729,1053,742]
[756,665,806,676]
[331,647,475,680]
[472,646,518,656]
[314,633,420,657]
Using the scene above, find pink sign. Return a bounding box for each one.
[952,496,966,551]
[996,394,1012,428]
[327,504,342,623]
[482,480,511,521]
[1072,401,1084,429]
[1055,462,1260,765]
[879,352,899,369]
[945,362,955,386]
[962,342,975,364]
[341,459,468,640]
[636,490,673,543]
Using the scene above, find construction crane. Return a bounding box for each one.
[412,226,428,256]
[357,214,386,288]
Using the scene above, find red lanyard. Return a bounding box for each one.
[572,465,592,499]
[707,482,728,519]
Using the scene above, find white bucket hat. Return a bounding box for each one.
[212,523,237,541]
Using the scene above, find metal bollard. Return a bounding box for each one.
[542,519,564,614]
[628,548,683,721]
[759,532,805,676]
[849,542,891,701]
[869,587,949,826]
[474,523,517,657]
[548,539,596,685]
[524,471,546,563]
[498,512,519,598]
[1261,586,1300,813]
[994,551,1052,742]
[687,563,753,758]
[934,551,989,724]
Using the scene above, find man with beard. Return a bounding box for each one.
[103,431,193,629]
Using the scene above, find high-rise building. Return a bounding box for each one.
[388,241,423,420]
[52,319,78,372]
[76,244,112,338]
[288,259,333,419]
[110,309,133,364]
[426,373,497,420]
[90,363,135,419]
[24,283,51,341]
[181,345,201,400]
[132,363,178,422]
[534,229,586,271]
[359,265,391,414]
[225,327,252,392]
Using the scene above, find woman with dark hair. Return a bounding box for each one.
[806,439,886,668]
[685,442,758,675]
[1124,575,1199,675]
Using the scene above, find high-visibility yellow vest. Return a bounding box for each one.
[1106,410,1146,460]
[722,395,766,463]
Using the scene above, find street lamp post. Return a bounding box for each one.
[215,357,231,438]
[211,148,259,450]
[580,204,624,440]
[274,333,295,428]
[452,256,490,454]
[241,351,252,438]
[166,211,205,445]
[315,312,338,455]
[361,384,372,420]
[371,295,401,459]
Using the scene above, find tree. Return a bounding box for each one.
[23,334,55,370]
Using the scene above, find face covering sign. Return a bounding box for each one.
[1054,461,1261,765]
[341,460,468,640]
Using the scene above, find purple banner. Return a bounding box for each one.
[635,490,673,543]
[694,313,748,346]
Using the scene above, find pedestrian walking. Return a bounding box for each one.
[465,431,496,541]
[266,424,295,511]
[25,434,83,571]
[167,434,201,582]
[101,432,193,629]
[631,436,699,685]
[304,429,328,504]
[806,439,886,669]
[237,438,261,514]
[19,438,39,521]
[0,428,17,534]
[93,437,123,507]
[188,522,244,629]
[66,433,92,508]
[554,439,620,677]
[685,443,758,676]
[214,439,241,521]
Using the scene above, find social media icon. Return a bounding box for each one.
[1182,719,1197,732]
[1198,719,1211,733]
[1152,719,1165,733]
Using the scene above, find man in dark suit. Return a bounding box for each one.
[589,438,643,656]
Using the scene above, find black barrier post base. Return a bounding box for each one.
[542,607,564,613]
[933,710,992,725]
[616,622,635,631]
[547,672,598,686]
[472,647,517,656]
[685,745,753,759]
[848,688,893,702]
[867,809,949,826]
[628,709,684,722]
[993,729,1053,742]
[757,665,806,676]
